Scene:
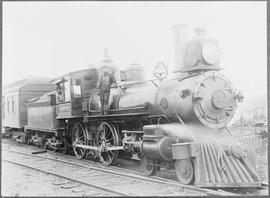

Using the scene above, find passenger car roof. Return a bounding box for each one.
[3,77,52,94]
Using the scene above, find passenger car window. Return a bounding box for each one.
[7,97,10,113]
[12,96,15,113]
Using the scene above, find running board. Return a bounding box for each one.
[83,112,151,122]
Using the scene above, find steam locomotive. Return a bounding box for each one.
[3,25,262,188]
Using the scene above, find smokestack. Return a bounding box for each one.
[172,24,188,73]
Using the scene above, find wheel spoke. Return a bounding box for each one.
[108,151,114,158]
[102,130,106,139]
[105,131,110,139]
[106,137,113,143]
[78,148,84,156]
[107,152,112,162]
[105,125,109,134]
[78,148,82,156]
[99,126,104,134]
[100,130,105,139]
[75,128,79,135]
[79,128,83,135]
[78,135,84,140]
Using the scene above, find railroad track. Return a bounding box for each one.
[4,139,267,196]
[3,160,126,196]
[2,147,237,196]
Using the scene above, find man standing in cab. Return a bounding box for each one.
[97,66,118,115]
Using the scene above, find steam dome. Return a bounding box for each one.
[125,62,146,81]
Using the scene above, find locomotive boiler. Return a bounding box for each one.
[109,70,239,128]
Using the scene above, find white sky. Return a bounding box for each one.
[3,1,267,101]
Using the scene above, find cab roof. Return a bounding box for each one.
[50,68,98,84]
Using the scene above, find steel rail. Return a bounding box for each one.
[3,148,237,196]
[3,159,128,196]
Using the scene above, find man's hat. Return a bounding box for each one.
[101,65,111,74]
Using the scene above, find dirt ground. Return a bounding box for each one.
[1,161,109,196]
[2,161,77,196]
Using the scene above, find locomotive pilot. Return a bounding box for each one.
[97,66,118,115]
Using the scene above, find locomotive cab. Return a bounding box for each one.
[52,68,99,119]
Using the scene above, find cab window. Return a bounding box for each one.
[64,81,70,102]
[56,80,71,103]
[56,83,64,103]
[73,79,81,98]
[84,76,98,94]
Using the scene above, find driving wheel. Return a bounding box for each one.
[96,122,119,166]
[72,122,87,159]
